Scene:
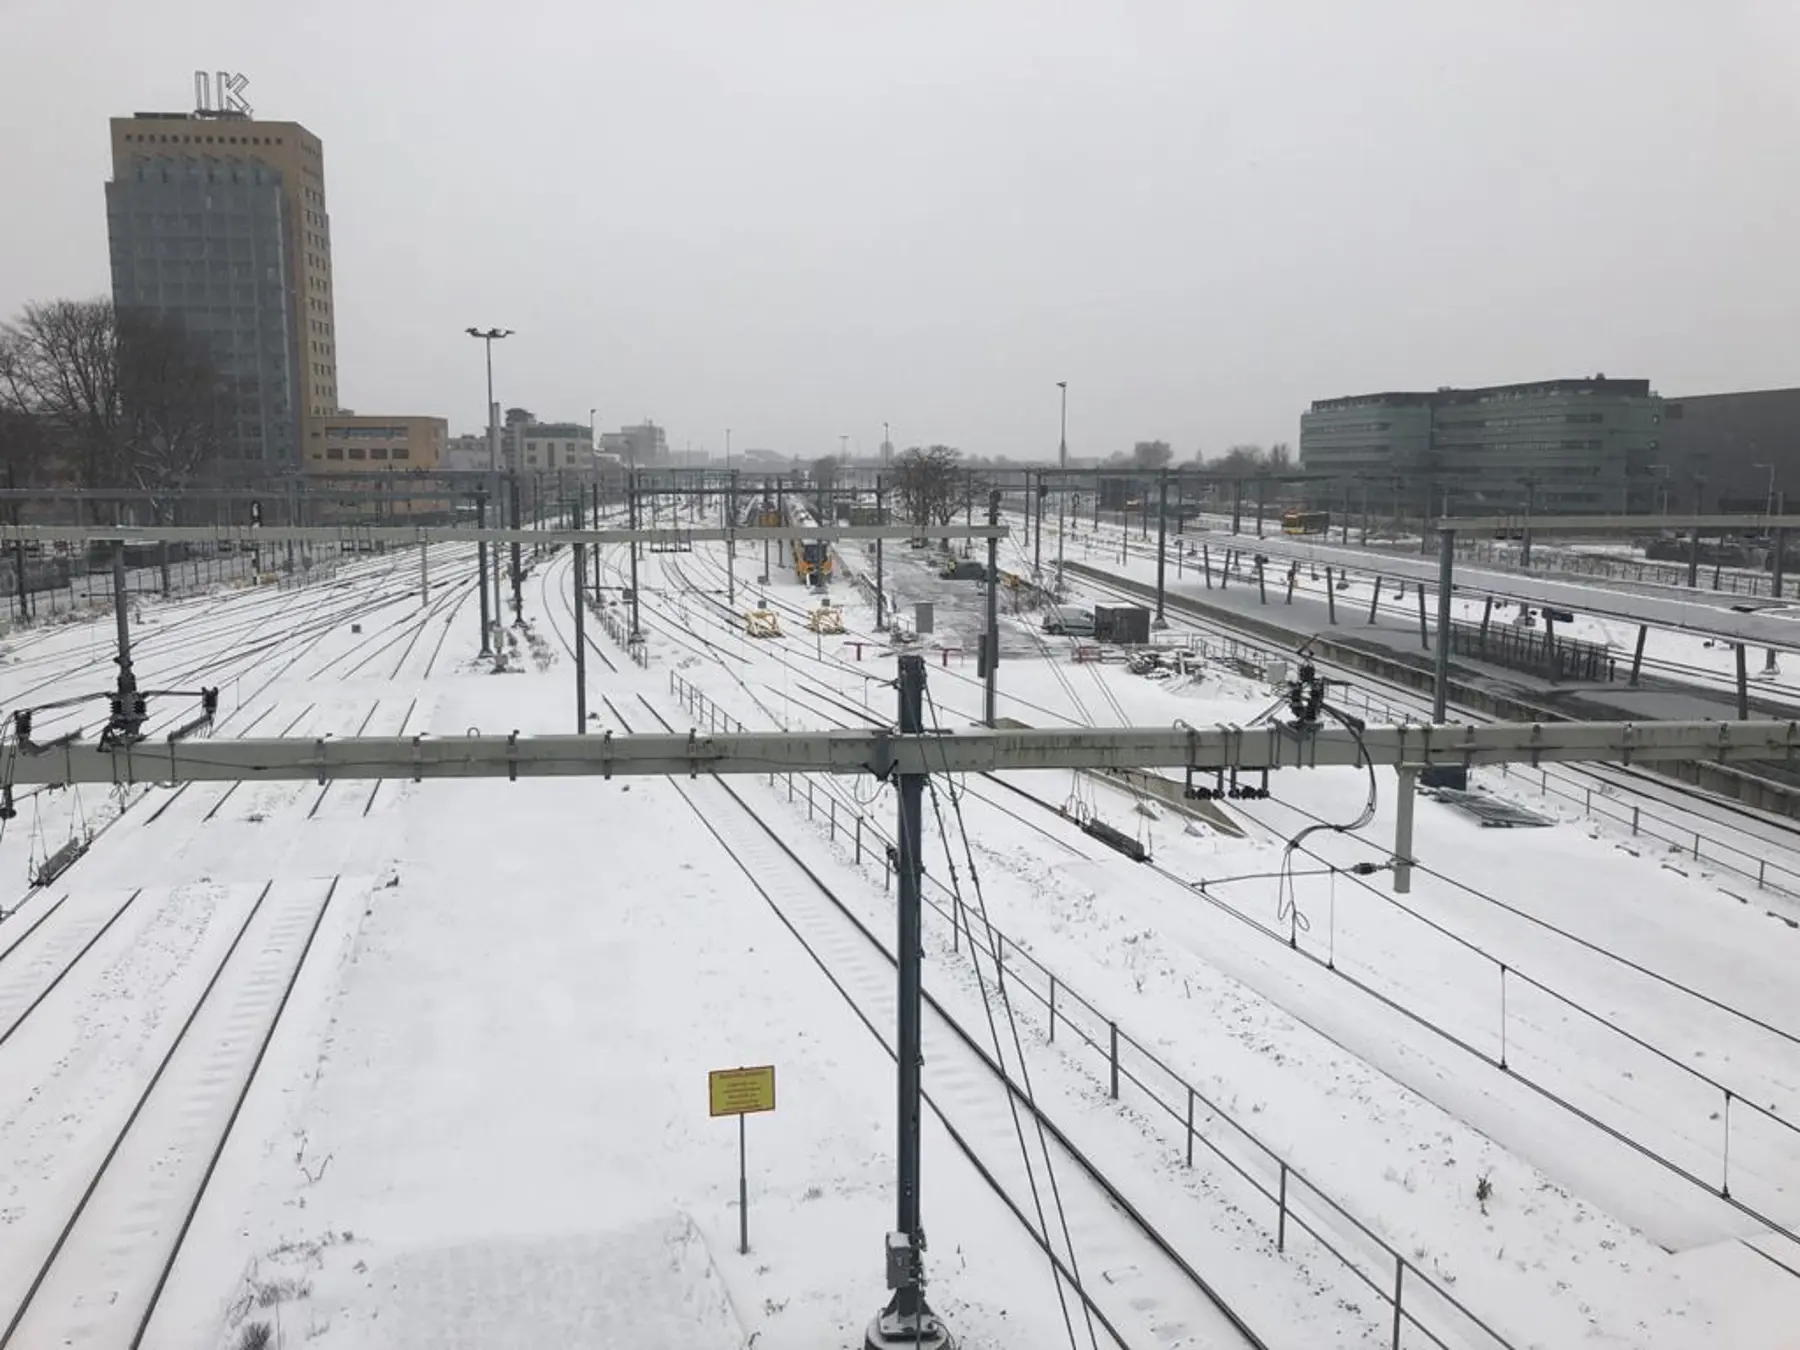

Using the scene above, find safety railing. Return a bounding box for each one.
[1076,559,1800,899]
[665,667,1517,1350]
[1445,617,1616,682]
[674,659,1800,1275]
[592,593,649,667]
[1497,761,1800,899]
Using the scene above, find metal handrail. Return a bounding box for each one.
[666,669,1517,1350]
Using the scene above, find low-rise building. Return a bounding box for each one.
[445,433,491,473]
[517,421,593,472]
[598,421,668,467]
[303,413,451,517]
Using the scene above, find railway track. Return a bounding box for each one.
[0,548,467,910]
[0,874,341,1350]
[1060,554,1800,880]
[611,690,1270,1350]
[651,535,1800,1303]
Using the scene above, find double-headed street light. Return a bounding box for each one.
[465,327,514,472]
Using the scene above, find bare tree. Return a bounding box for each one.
[116,308,229,592]
[0,299,127,498]
[118,308,226,492]
[0,405,45,613]
[893,445,963,542]
[1210,443,1268,475]
[1131,440,1173,471]
[1267,441,1293,470]
[2,298,229,593]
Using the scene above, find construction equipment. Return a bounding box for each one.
[745,609,783,638]
[807,602,845,635]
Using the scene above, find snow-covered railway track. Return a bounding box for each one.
[0,874,340,1350]
[609,691,1270,1350]
[778,668,1800,1264]
[1067,562,1800,882]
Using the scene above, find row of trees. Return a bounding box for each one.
[955,441,1296,474]
[861,441,1304,533]
[0,298,230,510]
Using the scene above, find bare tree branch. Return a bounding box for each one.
[0,299,127,497]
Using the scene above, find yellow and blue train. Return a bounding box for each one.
[786,499,834,584]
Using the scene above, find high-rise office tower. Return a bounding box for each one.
[106,104,337,471]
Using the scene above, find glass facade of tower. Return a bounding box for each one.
[105,156,297,468]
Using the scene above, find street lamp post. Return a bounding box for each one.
[1055,381,1068,591]
[1754,461,1777,521]
[467,326,512,643]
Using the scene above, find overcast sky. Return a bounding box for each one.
[3,0,1797,461]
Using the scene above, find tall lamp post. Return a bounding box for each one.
[1055,380,1068,590]
[1755,461,1777,521]
[467,326,512,640]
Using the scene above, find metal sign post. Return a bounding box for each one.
[709,1065,776,1255]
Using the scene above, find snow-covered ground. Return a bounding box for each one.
[0,521,1796,1349]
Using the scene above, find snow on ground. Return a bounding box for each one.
[654,525,1800,1347]
[0,542,1150,1350]
[3,523,1799,1349]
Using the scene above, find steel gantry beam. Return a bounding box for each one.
[0,523,1005,549]
[10,718,1798,787]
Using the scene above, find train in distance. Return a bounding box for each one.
[785,499,834,586]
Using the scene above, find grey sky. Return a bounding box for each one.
[3,0,1797,461]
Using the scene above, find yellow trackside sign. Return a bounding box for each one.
[709,1065,776,1117]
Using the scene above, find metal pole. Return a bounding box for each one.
[1056,380,1067,584]
[738,1112,749,1255]
[482,338,505,632]
[869,652,950,1349]
[1521,478,1535,568]
[1433,528,1454,721]
[420,539,429,607]
[1230,478,1242,535]
[728,469,738,609]
[1394,766,1417,894]
[509,470,523,616]
[112,542,141,739]
[1154,467,1169,627]
[984,490,1000,727]
[1768,507,1786,672]
[1736,643,1749,720]
[1032,469,1043,577]
[1629,624,1648,686]
[628,471,641,639]
[574,498,587,733]
[475,489,491,655]
[874,474,886,630]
